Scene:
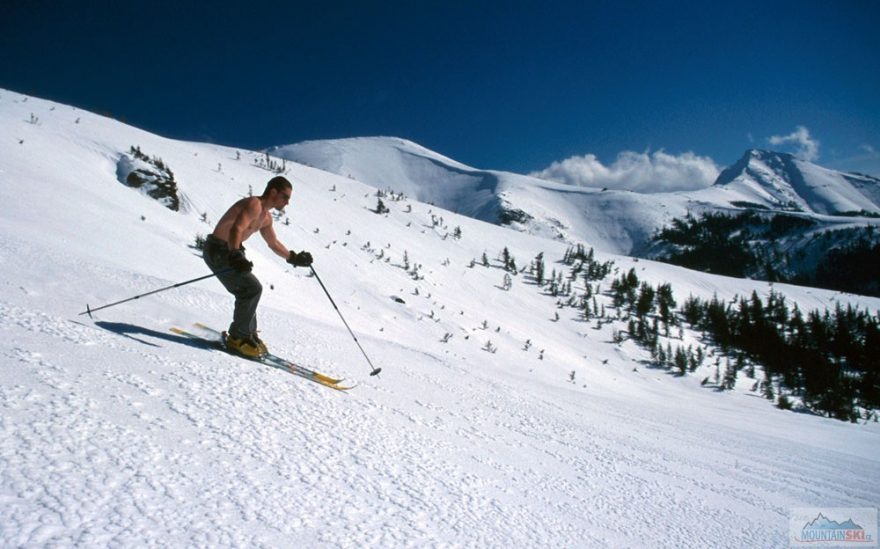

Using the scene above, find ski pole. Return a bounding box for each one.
[309,265,382,377]
[79,268,234,318]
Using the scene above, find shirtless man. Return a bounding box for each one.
[203,176,313,357]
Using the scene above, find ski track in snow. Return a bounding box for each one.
[2,302,878,547]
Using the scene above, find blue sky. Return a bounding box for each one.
[2,0,879,182]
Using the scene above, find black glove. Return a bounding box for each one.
[229,250,253,273]
[287,250,313,268]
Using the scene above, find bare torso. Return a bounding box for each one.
[211,195,290,259]
[212,197,270,248]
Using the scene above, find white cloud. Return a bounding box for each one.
[767,126,820,162]
[529,149,720,193]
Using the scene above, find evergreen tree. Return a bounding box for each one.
[655,283,677,335]
[674,346,688,375]
[534,252,546,285]
[636,282,655,318]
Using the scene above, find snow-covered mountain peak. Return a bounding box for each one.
[713,148,880,214]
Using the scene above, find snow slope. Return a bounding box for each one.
[269,137,502,221]
[274,139,880,255]
[272,137,698,253]
[2,89,879,547]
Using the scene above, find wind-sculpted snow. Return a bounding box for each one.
[2,89,879,547]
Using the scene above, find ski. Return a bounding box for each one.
[191,323,346,385]
[170,325,355,391]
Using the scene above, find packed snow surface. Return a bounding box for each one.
[2,90,879,547]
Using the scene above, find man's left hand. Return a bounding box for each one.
[287,250,313,268]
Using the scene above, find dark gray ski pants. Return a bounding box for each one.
[203,234,262,339]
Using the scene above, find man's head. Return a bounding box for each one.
[263,176,293,208]
[263,176,292,196]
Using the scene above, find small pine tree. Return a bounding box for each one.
[534,252,545,285]
[721,359,737,390]
[675,346,688,375]
[636,282,656,318]
[763,376,775,400]
[777,394,793,410]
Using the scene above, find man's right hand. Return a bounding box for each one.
[229,250,253,273]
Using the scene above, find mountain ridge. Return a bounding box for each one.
[272,138,880,293]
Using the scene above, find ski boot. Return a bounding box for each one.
[224,332,267,359]
[251,332,269,356]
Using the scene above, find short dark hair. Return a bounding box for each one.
[263,176,292,197]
